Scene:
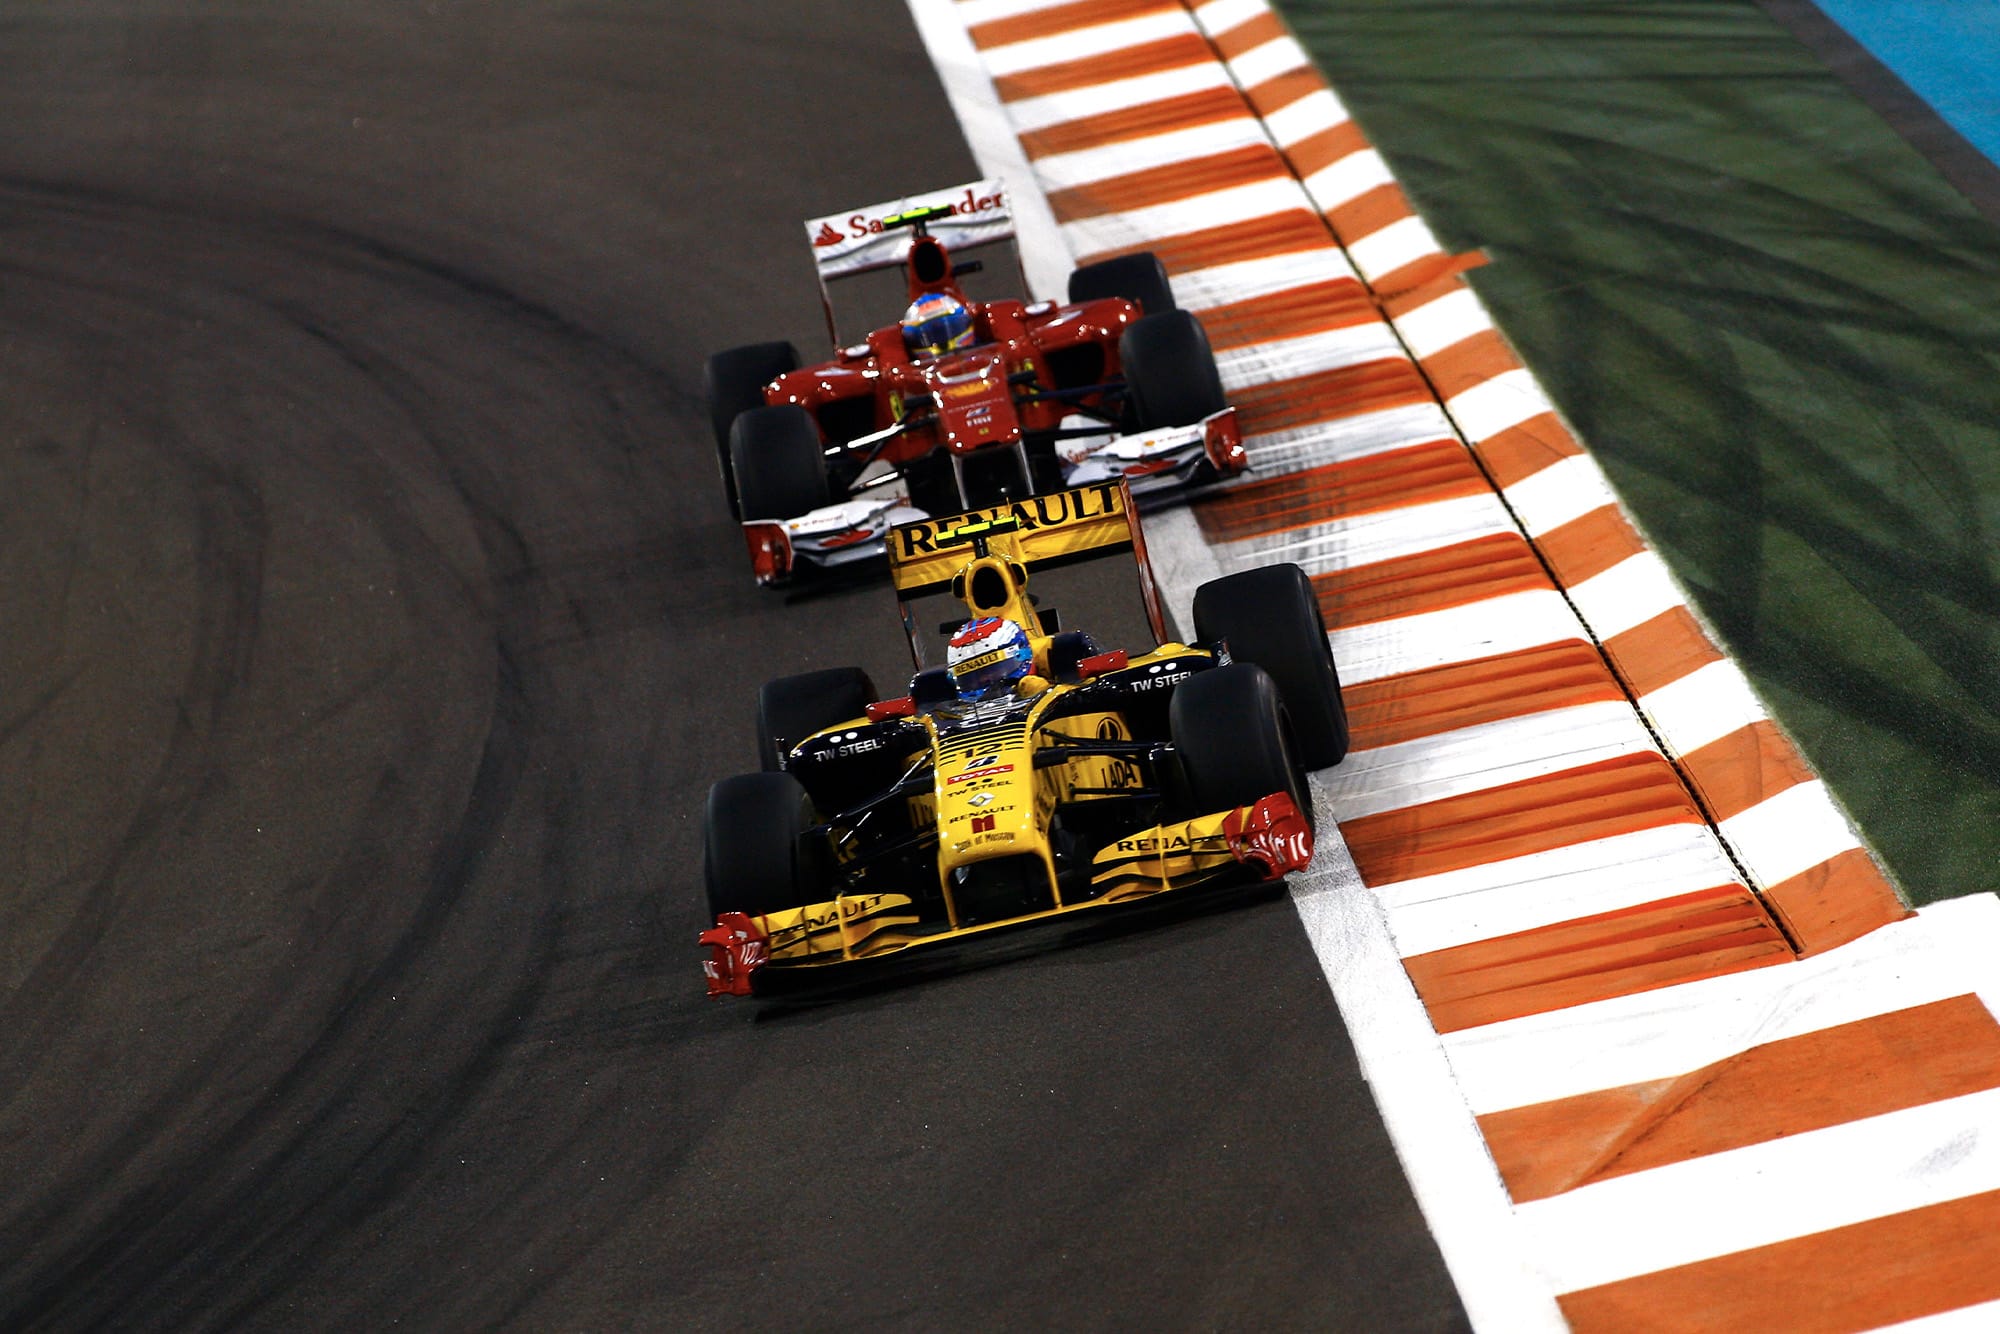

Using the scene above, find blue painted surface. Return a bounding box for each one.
[1811,0,2000,165]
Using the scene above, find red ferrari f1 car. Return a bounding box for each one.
[703,179,1246,586]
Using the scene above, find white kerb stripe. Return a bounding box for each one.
[1191,0,1269,36]
[1004,63,1234,132]
[1394,286,1491,360]
[1329,590,1586,685]
[1239,402,1459,477]
[1029,118,1271,193]
[1441,895,2000,1113]
[1323,700,1660,822]
[1567,551,1684,640]
[1060,178,1311,253]
[1262,87,1349,146]
[1382,823,1742,955]
[1300,149,1397,212]
[1504,454,1619,537]
[1227,35,1313,88]
[1212,493,1514,581]
[1170,249,1359,307]
[1445,366,1555,442]
[1346,213,1445,280]
[981,11,1196,78]
[1641,658,1769,756]
[1213,322,1405,390]
[1718,779,1864,887]
[1517,1085,2000,1295]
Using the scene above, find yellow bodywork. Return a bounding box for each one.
[737,480,1264,976]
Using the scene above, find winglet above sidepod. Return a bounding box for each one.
[700,912,769,998]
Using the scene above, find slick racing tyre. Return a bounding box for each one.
[705,341,799,518]
[730,404,830,522]
[1120,310,1226,430]
[1066,251,1176,316]
[704,771,822,919]
[757,665,876,772]
[1193,563,1350,769]
[1170,664,1311,831]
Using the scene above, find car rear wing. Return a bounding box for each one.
[886,480,1169,665]
[804,179,1025,345]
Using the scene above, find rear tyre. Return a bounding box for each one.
[731,404,830,522]
[1120,310,1227,430]
[1193,563,1349,769]
[704,772,821,919]
[1170,664,1311,831]
[1067,251,1176,316]
[705,341,799,517]
[757,666,876,772]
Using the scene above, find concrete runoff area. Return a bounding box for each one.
[1275,0,2000,905]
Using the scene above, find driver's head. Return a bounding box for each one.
[946,616,1033,700]
[901,292,975,358]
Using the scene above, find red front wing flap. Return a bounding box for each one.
[1222,791,1315,878]
[700,912,769,997]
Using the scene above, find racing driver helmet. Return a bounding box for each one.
[901,292,976,358]
[946,617,1033,700]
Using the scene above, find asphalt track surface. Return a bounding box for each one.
[0,4,1465,1328]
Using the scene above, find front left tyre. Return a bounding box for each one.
[705,341,800,518]
[704,771,822,919]
[757,666,876,772]
[730,404,830,522]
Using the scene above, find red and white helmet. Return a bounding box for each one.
[946,617,1033,700]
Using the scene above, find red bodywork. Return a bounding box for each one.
[763,233,1142,473]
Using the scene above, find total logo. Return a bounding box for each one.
[815,187,1008,246]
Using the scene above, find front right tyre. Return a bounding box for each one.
[1169,663,1312,831]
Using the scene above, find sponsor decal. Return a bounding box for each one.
[967,792,994,807]
[892,481,1125,559]
[947,763,1014,785]
[1113,832,1194,855]
[831,186,1004,241]
[971,815,996,834]
[953,648,1013,676]
[1129,670,1192,693]
[807,180,1013,279]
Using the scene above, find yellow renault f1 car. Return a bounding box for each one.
[698,480,1349,998]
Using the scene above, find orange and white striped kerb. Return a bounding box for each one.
[913,0,2000,1328]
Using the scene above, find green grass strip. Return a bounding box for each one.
[1275,0,2000,904]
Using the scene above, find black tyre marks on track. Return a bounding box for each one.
[0,5,1464,1329]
